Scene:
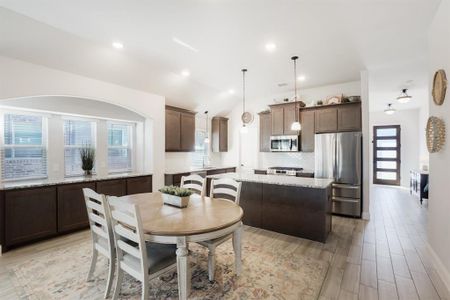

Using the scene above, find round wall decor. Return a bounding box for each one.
[426,116,446,153]
[432,69,447,105]
[241,111,254,125]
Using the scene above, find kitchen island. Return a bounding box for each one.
[207,172,333,242]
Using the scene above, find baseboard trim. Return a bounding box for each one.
[427,243,450,294]
[362,212,370,220]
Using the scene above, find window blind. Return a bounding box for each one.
[1,114,47,180]
[107,123,132,173]
[64,119,95,176]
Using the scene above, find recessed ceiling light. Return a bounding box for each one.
[112,41,124,49]
[181,70,190,77]
[297,75,306,82]
[265,43,277,52]
[228,89,235,94]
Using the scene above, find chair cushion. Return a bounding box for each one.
[122,243,176,276]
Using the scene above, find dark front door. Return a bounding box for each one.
[373,125,401,185]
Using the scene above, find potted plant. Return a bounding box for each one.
[159,185,193,208]
[79,144,95,176]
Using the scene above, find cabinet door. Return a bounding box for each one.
[337,104,361,132]
[239,182,262,227]
[211,118,220,152]
[315,107,338,133]
[283,103,298,135]
[219,118,228,152]
[300,110,315,152]
[271,106,284,135]
[96,179,127,196]
[165,109,181,151]
[57,182,95,233]
[126,176,152,195]
[180,112,195,151]
[259,113,272,152]
[5,187,57,247]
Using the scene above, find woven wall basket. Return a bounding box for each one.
[426,116,446,153]
[432,69,447,106]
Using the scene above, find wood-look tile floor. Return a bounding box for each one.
[0,185,448,299]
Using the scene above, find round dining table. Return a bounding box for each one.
[116,192,244,300]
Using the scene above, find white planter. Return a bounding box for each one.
[162,193,190,208]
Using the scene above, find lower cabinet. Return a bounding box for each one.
[96,179,127,197]
[57,182,95,233]
[239,182,262,227]
[5,187,57,247]
[126,176,153,195]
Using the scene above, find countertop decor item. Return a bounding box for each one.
[159,185,193,208]
[79,144,95,176]
[396,88,412,104]
[347,95,361,102]
[426,116,446,153]
[432,69,447,105]
[325,95,342,105]
[290,56,302,131]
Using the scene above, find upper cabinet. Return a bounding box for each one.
[314,102,361,133]
[259,111,272,152]
[300,110,315,152]
[315,107,338,133]
[270,103,298,136]
[211,117,228,152]
[337,103,362,132]
[165,106,196,152]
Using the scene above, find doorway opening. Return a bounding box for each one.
[373,125,401,185]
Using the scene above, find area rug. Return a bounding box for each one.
[7,231,329,299]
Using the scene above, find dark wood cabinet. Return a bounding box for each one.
[57,182,95,233]
[337,103,361,132]
[165,106,196,152]
[300,110,315,152]
[315,107,338,133]
[271,105,284,135]
[270,103,299,136]
[96,179,127,197]
[283,103,298,135]
[5,187,57,247]
[239,182,263,227]
[212,117,228,152]
[259,112,272,152]
[126,176,152,195]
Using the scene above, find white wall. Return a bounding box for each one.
[427,0,450,291]
[0,56,166,189]
[369,109,420,187]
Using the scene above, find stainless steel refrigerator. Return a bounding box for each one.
[315,132,362,217]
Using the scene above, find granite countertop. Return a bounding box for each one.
[206,172,333,189]
[165,166,236,175]
[0,172,153,191]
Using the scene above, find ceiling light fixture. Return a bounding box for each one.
[204,111,210,144]
[384,103,396,115]
[265,43,277,52]
[172,37,199,53]
[297,75,306,82]
[240,68,249,134]
[397,88,412,104]
[291,56,301,131]
[112,41,124,49]
[181,70,190,77]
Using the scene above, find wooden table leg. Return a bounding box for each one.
[232,223,243,276]
[176,237,191,300]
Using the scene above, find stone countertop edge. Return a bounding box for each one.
[0,173,153,191]
[206,172,334,189]
[164,166,237,175]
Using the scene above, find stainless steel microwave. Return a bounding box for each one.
[270,135,299,152]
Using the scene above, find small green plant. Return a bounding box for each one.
[159,185,193,197]
[79,144,95,174]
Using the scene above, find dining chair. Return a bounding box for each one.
[180,174,206,196]
[198,177,242,281]
[107,196,177,300]
[82,188,115,299]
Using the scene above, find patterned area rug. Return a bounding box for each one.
[8,230,329,299]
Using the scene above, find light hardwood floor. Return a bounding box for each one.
[0,185,448,299]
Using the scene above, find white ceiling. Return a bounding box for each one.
[0,0,440,115]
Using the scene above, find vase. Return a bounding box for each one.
[161,193,190,208]
[84,170,93,177]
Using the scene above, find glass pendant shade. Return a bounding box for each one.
[384,104,396,115]
[204,137,210,143]
[396,89,412,104]
[291,121,301,131]
[240,125,248,134]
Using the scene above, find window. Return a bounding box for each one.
[192,129,209,167]
[64,119,95,176]
[107,122,133,173]
[373,125,401,185]
[1,113,47,180]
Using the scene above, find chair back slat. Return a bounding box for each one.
[181,174,206,196]
[88,212,107,227]
[117,240,142,259]
[111,210,138,228]
[114,223,139,243]
[210,178,242,204]
[86,200,105,214]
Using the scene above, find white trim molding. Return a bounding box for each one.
[362,212,370,220]
[427,243,450,294]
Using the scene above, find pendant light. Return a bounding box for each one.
[240,68,249,134]
[204,111,210,144]
[397,88,412,104]
[384,103,396,115]
[290,56,301,131]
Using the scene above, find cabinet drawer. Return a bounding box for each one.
[96,179,127,196]
[126,176,152,195]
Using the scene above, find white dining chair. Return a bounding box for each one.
[198,178,242,281]
[107,196,177,300]
[82,188,115,299]
[180,174,206,197]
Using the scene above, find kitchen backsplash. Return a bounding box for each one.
[258,152,315,171]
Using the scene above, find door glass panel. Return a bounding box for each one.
[377,161,397,169]
[377,150,397,158]
[376,139,397,148]
[376,172,397,180]
[376,128,397,137]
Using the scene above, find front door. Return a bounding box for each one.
[373,125,401,185]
